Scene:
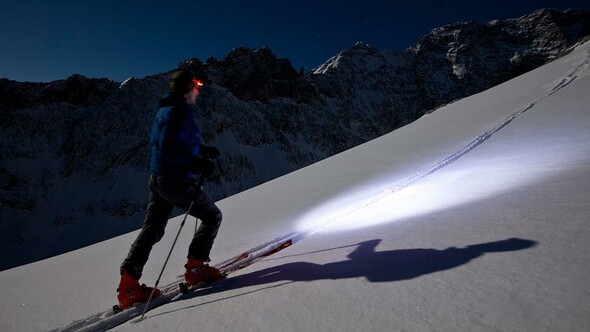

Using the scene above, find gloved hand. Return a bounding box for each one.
[193,157,216,177]
[200,145,220,159]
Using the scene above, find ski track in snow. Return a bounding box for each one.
[53,233,298,332]
[550,49,590,93]
[57,231,328,330]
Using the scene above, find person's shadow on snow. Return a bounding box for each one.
[155,237,537,317]
[224,237,537,287]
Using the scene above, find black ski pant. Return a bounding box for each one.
[121,175,222,279]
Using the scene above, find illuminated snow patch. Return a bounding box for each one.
[297,130,589,234]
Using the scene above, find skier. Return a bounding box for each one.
[116,70,223,310]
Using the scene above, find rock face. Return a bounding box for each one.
[1,8,589,270]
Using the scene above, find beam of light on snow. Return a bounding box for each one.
[295,113,590,235]
[296,146,584,234]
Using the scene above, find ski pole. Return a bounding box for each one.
[139,175,206,321]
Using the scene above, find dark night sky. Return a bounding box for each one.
[1,0,589,82]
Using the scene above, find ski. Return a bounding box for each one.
[54,234,297,332]
[225,238,293,273]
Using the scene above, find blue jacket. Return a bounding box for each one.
[150,95,202,178]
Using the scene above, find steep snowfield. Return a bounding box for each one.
[1,40,590,331]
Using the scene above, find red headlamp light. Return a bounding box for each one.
[193,79,203,95]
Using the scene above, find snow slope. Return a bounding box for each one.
[1,40,590,331]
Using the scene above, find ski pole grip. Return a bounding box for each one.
[197,174,206,189]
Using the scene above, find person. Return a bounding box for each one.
[116,70,223,309]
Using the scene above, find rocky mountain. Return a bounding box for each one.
[1,8,589,270]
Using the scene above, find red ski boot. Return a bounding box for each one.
[184,258,222,285]
[116,268,161,310]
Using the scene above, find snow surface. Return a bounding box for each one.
[2,41,590,331]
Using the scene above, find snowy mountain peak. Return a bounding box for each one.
[415,7,589,53]
[311,54,343,74]
[312,41,381,75]
[353,41,371,49]
[119,77,135,88]
[176,46,302,102]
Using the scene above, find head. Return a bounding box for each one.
[169,70,203,104]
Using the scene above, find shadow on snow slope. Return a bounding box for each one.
[150,237,536,318]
